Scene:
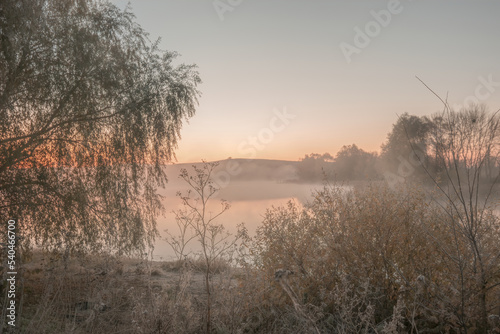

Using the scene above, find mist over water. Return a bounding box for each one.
[153,178,325,260]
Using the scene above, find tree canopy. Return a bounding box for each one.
[0,0,201,254]
[334,144,378,180]
[381,113,431,163]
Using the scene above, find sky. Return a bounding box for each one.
[111,0,500,163]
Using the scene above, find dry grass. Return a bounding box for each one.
[4,184,500,333]
[5,251,245,333]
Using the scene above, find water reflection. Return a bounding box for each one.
[153,181,324,260]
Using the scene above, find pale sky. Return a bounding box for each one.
[112,0,500,163]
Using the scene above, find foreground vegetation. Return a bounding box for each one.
[4,181,499,333]
[4,105,500,332]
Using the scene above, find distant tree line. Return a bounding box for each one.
[297,105,500,186]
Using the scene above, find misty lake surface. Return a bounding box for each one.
[153,180,325,260]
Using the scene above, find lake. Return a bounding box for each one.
[153,180,325,260]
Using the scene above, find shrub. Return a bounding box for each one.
[249,182,500,332]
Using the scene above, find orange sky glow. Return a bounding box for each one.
[111,0,500,163]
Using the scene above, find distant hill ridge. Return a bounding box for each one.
[164,158,300,182]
